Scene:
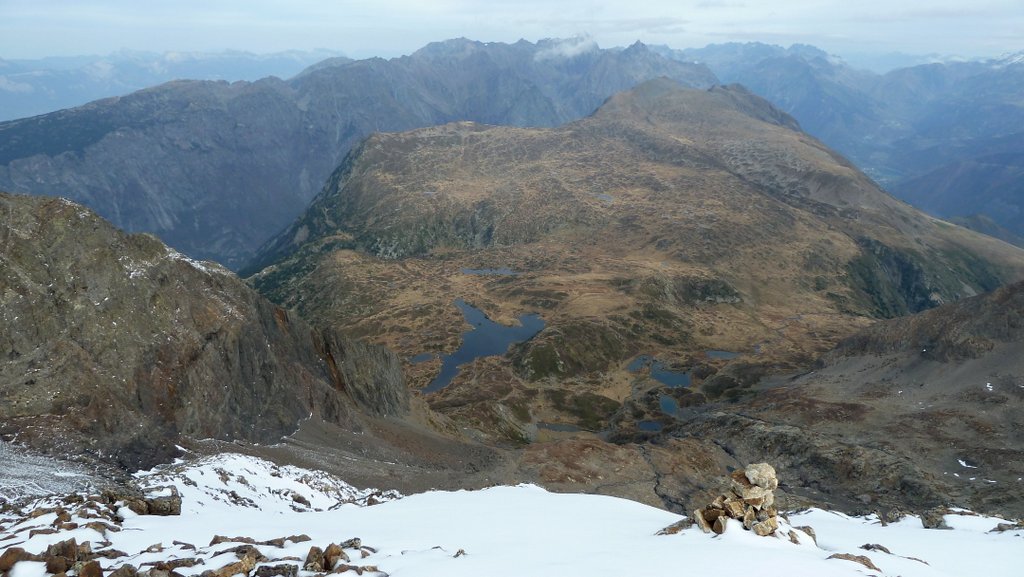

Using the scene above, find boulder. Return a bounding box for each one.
[921,508,950,529]
[860,543,891,554]
[0,548,35,573]
[46,539,80,566]
[146,488,182,516]
[751,517,779,537]
[712,517,727,535]
[79,561,104,577]
[303,546,324,572]
[827,553,881,572]
[655,519,694,535]
[323,544,349,570]
[744,463,778,490]
[254,565,298,577]
[108,565,139,577]
[46,556,69,574]
[691,464,780,536]
[210,536,256,546]
[692,508,713,534]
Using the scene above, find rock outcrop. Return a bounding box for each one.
[0,192,408,469]
[692,463,780,536]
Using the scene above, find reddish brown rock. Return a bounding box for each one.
[210,536,257,546]
[712,516,727,535]
[79,560,104,577]
[29,528,59,538]
[655,518,695,535]
[212,554,257,577]
[323,544,349,570]
[108,565,139,577]
[303,546,324,572]
[1,548,34,572]
[46,556,69,574]
[827,553,881,572]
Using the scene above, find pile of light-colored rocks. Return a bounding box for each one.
[692,463,780,536]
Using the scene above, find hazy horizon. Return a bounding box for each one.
[2,0,1022,63]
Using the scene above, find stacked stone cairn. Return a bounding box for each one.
[693,463,779,536]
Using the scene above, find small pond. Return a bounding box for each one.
[659,394,680,417]
[627,355,692,388]
[422,299,545,393]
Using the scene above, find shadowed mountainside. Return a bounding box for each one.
[0,191,410,469]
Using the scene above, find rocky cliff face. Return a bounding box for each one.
[0,39,716,269]
[0,192,407,469]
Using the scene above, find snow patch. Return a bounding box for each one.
[166,249,230,276]
[134,453,400,514]
[2,453,1022,577]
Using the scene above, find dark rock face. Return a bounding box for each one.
[0,192,407,469]
[0,39,716,270]
[835,280,1024,361]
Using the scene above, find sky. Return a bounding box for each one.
[1,0,1023,61]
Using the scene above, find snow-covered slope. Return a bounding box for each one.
[134,453,401,514]
[1,454,1021,577]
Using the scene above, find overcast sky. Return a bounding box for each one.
[2,0,1022,60]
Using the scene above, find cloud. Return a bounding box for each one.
[534,35,600,60]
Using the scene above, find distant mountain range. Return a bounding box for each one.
[0,39,715,269]
[0,49,344,121]
[2,38,1022,265]
[654,43,1024,243]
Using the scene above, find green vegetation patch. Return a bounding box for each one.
[544,390,621,430]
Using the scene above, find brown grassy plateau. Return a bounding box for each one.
[248,80,1024,514]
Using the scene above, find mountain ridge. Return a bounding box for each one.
[0,190,408,469]
[0,39,716,269]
